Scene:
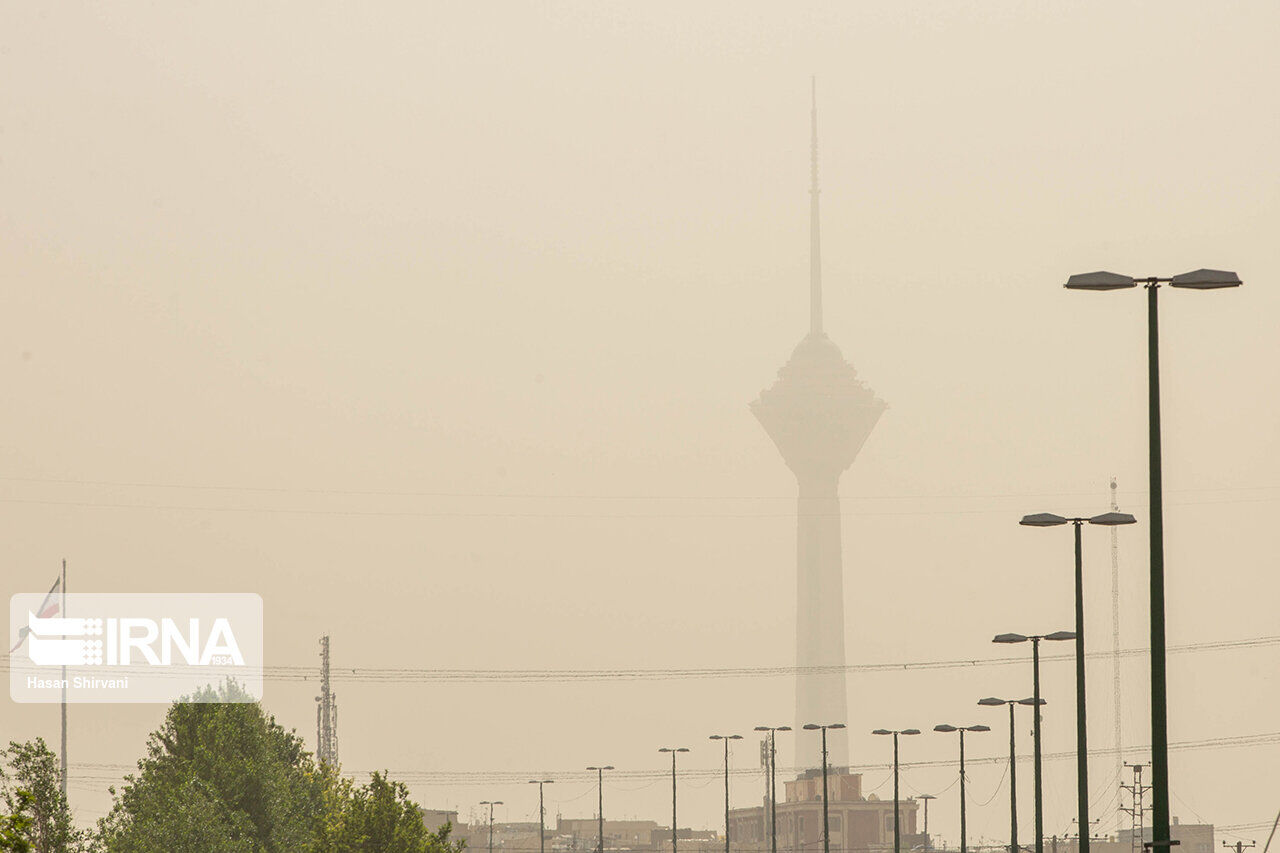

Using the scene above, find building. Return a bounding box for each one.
[729,768,922,853]
[420,808,459,835]
[1042,820,1215,853]
[452,816,721,853]
[750,85,886,768]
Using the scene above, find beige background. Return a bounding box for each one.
[2,0,1277,842]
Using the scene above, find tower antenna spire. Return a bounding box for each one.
[809,75,823,336]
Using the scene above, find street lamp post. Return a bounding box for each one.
[479,800,504,853]
[919,795,936,849]
[586,766,614,853]
[529,780,554,853]
[1065,266,1242,853]
[658,748,690,853]
[1021,511,1137,853]
[978,696,1047,853]
[993,632,1075,853]
[802,723,846,853]
[872,728,921,853]
[933,725,989,853]
[709,735,743,853]
[753,725,792,853]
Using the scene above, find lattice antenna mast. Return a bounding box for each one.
[1110,477,1124,825]
[316,635,339,765]
[1120,762,1151,853]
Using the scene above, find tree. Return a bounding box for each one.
[96,681,461,853]
[0,738,82,852]
[311,771,464,853]
[97,681,325,852]
[0,790,35,853]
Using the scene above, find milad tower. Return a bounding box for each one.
[750,85,886,770]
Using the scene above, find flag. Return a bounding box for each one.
[9,576,61,653]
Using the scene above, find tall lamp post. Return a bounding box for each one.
[933,725,989,853]
[709,734,743,853]
[658,748,690,853]
[479,800,504,853]
[1021,510,1137,853]
[753,725,792,853]
[529,780,554,853]
[586,766,614,853]
[802,723,846,853]
[1065,266,1242,853]
[918,794,936,849]
[872,728,921,853]
[993,632,1074,853]
[978,696,1047,853]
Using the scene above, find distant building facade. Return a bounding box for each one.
[729,769,922,853]
[1043,821,1214,853]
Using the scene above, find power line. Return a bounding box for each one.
[6,634,1274,684]
[66,730,1280,785]
[3,474,1278,501]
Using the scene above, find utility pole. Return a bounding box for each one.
[316,636,339,765]
[1222,841,1256,853]
[60,558,68,797]
[1120,763,1151,853]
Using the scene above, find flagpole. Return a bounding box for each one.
[60,558,67,797]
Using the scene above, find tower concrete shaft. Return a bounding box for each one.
[751,83,885,769]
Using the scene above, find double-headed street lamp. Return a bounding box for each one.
[528,780,554,853]
[709,735,743,853]
[872,728,921,853]
[586,766,614,853]
[1065,266,1242,853]
[1021,510,1137,853]
[978,696,1046,853]
[993,632,1074,853]
[802,723,846,853]
[753,725,791,853]
[933,724,989,853]
[658,748,690,853]
[479,800,504,853]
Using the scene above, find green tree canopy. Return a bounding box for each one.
[96,681,464,853]
[1,738,81,853]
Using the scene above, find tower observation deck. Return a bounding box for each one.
[750,83,886,770]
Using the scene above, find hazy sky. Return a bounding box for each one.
[3,0,1278,841]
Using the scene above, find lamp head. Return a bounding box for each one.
[872,729,892,736]
[965,725,992,733]
[1046,631,1077,641]
[901,729,921,736]
[993,633,1028,644]
[934,724,958,733]
[1089,512,1137,526]
[1065,271,1137,291]
[1017,698,1047,706]
[977,697,1006,706]
[1169,269,1242,289]
[1020,512,1068,527]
